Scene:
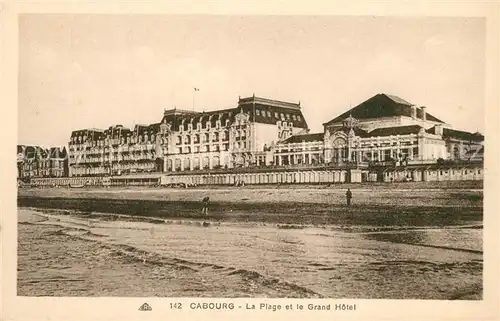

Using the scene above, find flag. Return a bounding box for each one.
[194,87,200,91]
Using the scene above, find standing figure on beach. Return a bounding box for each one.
[346,188,352,206]
[202,196,210,215]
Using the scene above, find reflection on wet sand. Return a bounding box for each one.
[17,209,482,299]
[362,228,482,253]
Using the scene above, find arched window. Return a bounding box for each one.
[203,157,210,169]
[194,158,201,170]
[212,156,220,168]
[183,158,191,170]
[174,159,181,170]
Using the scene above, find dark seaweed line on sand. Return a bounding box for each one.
[18,196,482,227]
[401,242,483,254]
[448,284,483,300]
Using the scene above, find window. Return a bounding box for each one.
[281,113,285,120]
[275,112,279,118]
[256,110,261,116]
[286,114,291,120]
[267,111,271,117]
[297,115,302,121]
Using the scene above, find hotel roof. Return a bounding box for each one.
[282,132,324,144]
[365,125,424,137]
[426,126,484,142]
[324,93,445,126]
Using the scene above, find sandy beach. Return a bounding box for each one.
[17,183,483,299]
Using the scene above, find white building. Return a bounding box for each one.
[274,93,484,166]
[68,95,309,177]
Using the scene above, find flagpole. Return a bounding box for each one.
[192,87,199,111]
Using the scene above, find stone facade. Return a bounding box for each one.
[17,145,68,179]
[67,96,308,177]
[26,93,483,183]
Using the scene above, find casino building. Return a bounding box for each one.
[272,93,484,167]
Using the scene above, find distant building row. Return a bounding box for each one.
[18,93,484,180]
[17,145,68,179]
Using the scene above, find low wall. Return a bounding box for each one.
[382,167,483,182]
[28,164,484,187]
[162,169,354,186]
[29,177,105,187]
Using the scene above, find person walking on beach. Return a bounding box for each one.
[202,196,210,215]
[346,188,352,206]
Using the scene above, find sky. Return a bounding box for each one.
[18,15,486,147]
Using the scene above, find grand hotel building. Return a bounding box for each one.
[67,93,484,179]
[68,95,308,177]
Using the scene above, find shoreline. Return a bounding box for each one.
[17,183,483,226]
[17,209,483,299]
[18,198,482,227]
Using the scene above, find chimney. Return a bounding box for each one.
[435,124,443,136]
[421,106,427,122]
[411,105,417,119]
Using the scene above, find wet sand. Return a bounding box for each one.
[18,184,482,227]
[17,184,483,298]
[18,207,482,299]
